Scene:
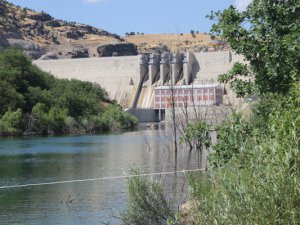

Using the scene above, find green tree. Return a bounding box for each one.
[47,107,68,134]
[180,121,211,152]
[0,108,23,135]
[31,103,50,134]
[0,79,24,115]
[209,0,300,96]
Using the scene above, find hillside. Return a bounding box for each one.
[0,0,228,60]
[0,0,123,59]
[124,33,228,53]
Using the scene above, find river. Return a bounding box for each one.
[0,126,207,224]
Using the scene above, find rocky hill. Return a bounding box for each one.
[0,0,127,59]
[0,0,228,60]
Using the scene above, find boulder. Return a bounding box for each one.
[66,47,89,58]
[29,12,53,22]
[64,29,84,40]
[97,43,138,57]
[38,52,59,60]
[44,20,61,27]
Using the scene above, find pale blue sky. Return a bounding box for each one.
[7,0,251,35]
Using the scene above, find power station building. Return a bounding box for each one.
[154,84,223,109]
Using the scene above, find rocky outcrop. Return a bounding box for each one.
[67,47,89,58]
[7,39,45,59]
[0,31,9,47]
[97,43,138,57]
[28,12,53,22]
[38,52,59,60]
[64,29,84,40]
[44,20,61,27]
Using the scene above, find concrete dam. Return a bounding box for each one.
[34,51,245,121]
[34,51,243,104]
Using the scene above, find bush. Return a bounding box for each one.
[121,169,175,225]
[100,105,138,131]
[47,107,68,134]
[30,103,49,134]
[208,113,253,168]
[0,108,23,136]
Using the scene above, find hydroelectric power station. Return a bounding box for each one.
[34,51,245,122]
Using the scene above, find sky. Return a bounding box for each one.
[7,0,252,36]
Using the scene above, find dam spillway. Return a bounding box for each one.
[34,51,245,110]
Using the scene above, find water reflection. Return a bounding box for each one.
[0,128,207,224]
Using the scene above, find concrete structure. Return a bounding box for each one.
[34,56,141,108]
[34,51,245,118]
[154,84,223,109]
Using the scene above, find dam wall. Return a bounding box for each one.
[34,51,246,111]
[34,56,141,108]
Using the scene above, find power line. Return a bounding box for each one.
[0,168,204,190]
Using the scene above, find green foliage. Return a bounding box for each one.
[268,83,300,146]
[180,121,211,151]
[0,79,24,115]
[47,107,68,134]
[218,63,256,97]
[0,49,137,136]
[209,0,300,96]
[30,103,49,134]
[0,108,23,135]
[121,169,175,225]
[209,113,253,168]
[189,130,300,224]
[100,105,138,131]
[187,85,300,224]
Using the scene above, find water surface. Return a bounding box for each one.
[0,127,204,224]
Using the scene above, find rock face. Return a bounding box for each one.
[67,47,89,58]
[0,31,9,47]
[0,0,124,59]
[97,43,138,57]
[7,39,45,59]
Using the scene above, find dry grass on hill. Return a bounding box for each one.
[124,33,214,52]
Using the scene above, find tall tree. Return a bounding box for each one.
[209,0,300,96]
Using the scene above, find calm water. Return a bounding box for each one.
[0,126,205,224]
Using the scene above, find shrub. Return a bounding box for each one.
[121,169,175,225]
[0,108,23,135]
[47,107,68,134]
[100,105,138,131]
[208,113,253,168]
